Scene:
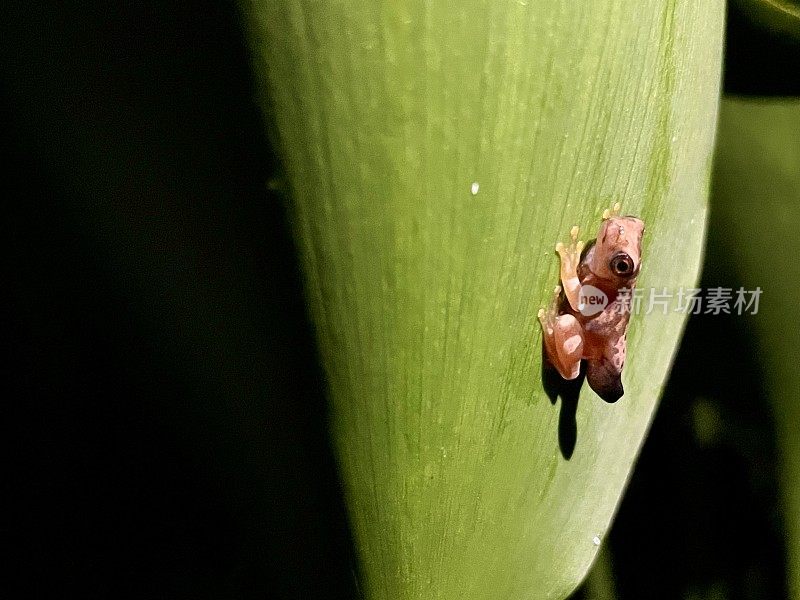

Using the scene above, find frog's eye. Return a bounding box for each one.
[610,253,635,276]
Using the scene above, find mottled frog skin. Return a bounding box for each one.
[538,206,645,402]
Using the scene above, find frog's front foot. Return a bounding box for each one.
[602,201,622,220]
[555,225,585,275]
[555,226,584,312]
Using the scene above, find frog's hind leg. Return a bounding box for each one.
[538,291,584,381]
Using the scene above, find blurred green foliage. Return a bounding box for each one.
[712,98,800,599]
[733,0,800,40]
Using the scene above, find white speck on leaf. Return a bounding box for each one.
[592,536,601,546]
[471,182,480,195]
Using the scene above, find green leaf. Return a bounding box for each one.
[241,1,723,597]
[711,97,800,599]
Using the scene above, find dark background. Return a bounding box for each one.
[5,2,799,598]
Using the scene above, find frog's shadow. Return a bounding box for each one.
[542,354,587,460]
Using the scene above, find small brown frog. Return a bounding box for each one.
[538,204,645,402]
